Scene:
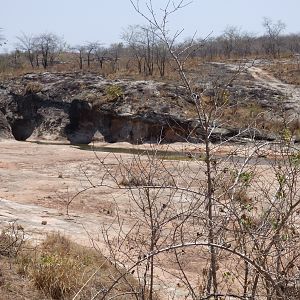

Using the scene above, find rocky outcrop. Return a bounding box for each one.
[0,67,286,144]
[0,111,12,139]
[0,72,204,144]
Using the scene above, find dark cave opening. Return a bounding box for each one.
[11,119,35,141]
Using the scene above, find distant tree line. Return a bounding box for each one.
[193,18,298,60]
[16,32,65,69]
[1,18,300,75]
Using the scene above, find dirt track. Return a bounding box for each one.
[248,64,300,108]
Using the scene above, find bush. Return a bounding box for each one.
[24,82,43,94]
[18,233,140,300]
[0,224,24,257]
[105,84,123,100]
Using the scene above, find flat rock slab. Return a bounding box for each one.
[0,197,114,246]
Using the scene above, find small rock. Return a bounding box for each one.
[17,225,24,231]
[41,220,47,225]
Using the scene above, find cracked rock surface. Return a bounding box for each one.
[0,62,298,144]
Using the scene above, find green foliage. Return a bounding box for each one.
[240,213,256,229]
[270,218,279,230]
[105,84,124,100]
[276,173,286,185]
[281,128,292,142]
[290,152,300,166]
[276,189,286,199]
[238,171,253,186]
[241,203,254,212]
[218,89,230,105]
[275,172,286,200]
[223,271,231,277]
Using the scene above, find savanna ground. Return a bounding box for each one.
[0,140,194,299]
[0,136,296,299]
[1,56,300,299]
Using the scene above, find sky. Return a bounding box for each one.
[0,0,299,53]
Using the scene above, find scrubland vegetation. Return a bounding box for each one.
[1,1,300,299]
[0,227,142,299]
[0,13,299,81]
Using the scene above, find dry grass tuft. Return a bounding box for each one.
[264,62,300,85]
[119,158,176,188]
[0,224,25,257]
[24,82,43,94]
[0,227,145,300]
[19,234,81,299]
[17,232,141,300]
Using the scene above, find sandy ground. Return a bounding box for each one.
[0,139,212,298]
[0,137,288,300]
[0,140,132,244]
[0,140,208,244]
[0,63,291,243]
[1,63,298,299]
[0,138,279,243]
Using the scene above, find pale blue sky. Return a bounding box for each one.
[0,0,299,52]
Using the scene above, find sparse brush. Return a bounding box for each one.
[0,224,24,257]
[24,82,43,94]
[119,158,176,188]
[17,233,141,300]
[28,253,81,299]
[120,174,150,187]
[105,84,124,100]
[18,234,83,299]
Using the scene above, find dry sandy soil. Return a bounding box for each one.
[0,139,214,299]
[0,62,296,245]
[0,140,211,244]
[0,138,279,244]
[0,140,138,245]
[0,138,286,299]
[1,61,300,299]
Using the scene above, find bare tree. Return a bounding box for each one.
[91,2,300,300]
[123,25,161,76]
[285,33,300,56]
[73,45,86,70]
[33,33,64,69]
[262,17,286,58]
[154,40,168,77]
[94,45,108,69]
[16,32,36,68]
[85,42,100,68]
[51,3,300,300]
[122,25,146,74]
[220,26,241,59]
[108,42,124,72]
